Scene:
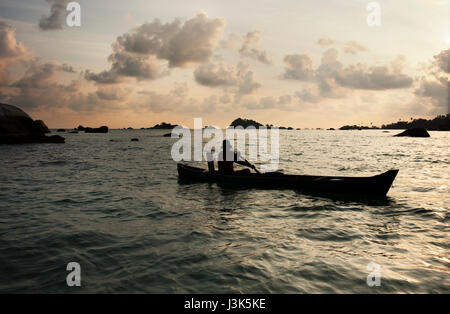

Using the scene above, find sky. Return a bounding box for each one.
[0,0,448,128]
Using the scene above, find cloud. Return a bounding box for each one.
[282,48,413,101]
[137,84,188,113]
[12,61,75,88]
[84,48,167,84]
[1,60,78,109]
[343,41,368,55]
[0,22,29,59]
[295,89,321,103]
[0,58,127,113]
[243,95,292,110]
[317,38,368,55]
[116,12,224,68]
[194,61,261,98]
[0,22,31,86]
[84,70,121,84]
[414,49,450,113]
[39,0,69,31]
[317,38,334,46]
[219,33,241,50]
[335,64,413,90]
[85,12,224,84]
[238,30,272,65]
[433,48,450,74]
[108,53,164,80]
[193,62,238,87]
[282,54,314,80]
[136,83,222,114]
[414,77,449,109]
[95,86,130,101]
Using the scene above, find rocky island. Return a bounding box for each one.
[0,103,64,144]
[148,122,179,129]
[75,125,109,133]
[228,118,295,129]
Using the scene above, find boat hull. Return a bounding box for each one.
[177,163,398,196]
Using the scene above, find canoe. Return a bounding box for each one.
[177,163,399,196]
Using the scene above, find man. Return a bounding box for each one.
[217,139,256,174]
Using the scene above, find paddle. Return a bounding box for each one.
[244,159,261,174]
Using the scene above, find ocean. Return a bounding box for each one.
[0,129,448,293]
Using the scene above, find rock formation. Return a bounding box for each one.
[35,120,51,133]
[394,128,430,137]
[0,103,64,144]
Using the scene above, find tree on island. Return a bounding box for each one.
[229,118,263,128]
[229,118,295,129]
[381,114,450,131]
[149,122,179,129]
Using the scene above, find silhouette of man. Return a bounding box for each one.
[217,139,255,174]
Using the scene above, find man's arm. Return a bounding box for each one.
[234,152,253,168]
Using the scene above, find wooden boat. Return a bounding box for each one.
[177,163,399,196]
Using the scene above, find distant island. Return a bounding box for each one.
[339,114,450,131]
[381,114,450,131]
[339,125,378,130]
[149,122,179,129]
[229,118,263,128]
[229,117,295,129]
[75,125,109,133]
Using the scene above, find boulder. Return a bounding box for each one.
[394,128,430,137]
[0,103,65,144]
[35,120,51,133]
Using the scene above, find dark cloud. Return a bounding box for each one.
[238,31,272,65]
[39,0,69,31]
[84,70,121,84]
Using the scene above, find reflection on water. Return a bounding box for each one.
[0,129,449,293]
